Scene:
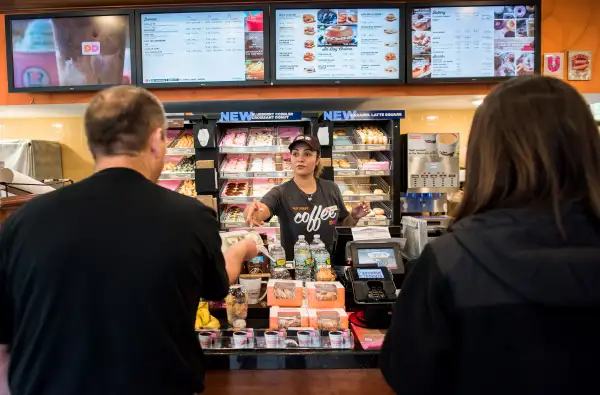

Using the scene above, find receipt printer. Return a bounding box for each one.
[346,240,402,305]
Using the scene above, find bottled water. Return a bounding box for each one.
[313,245,335,282]
[269,242,290,279]
[294,235,312,281]
[310,234,326,253]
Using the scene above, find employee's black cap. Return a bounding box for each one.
[289,135,321,155]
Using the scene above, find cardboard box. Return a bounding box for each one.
[269,307,309,329]
[308,308,349,330]
[306,282,345,309]
[267,280,304,307]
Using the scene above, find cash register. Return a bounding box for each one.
[345,239,404,328]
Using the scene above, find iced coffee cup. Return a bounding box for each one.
[12,19,59,88]
[424,134,437,154]
[51,15,128,86]
[437,133,459,157]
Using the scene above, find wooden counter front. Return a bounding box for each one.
[204,369,394,395]
[0,195,35,225]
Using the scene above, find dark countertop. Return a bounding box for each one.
[204,348,380,370]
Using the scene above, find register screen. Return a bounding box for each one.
[357,268,385,279]
[357,248,397,269]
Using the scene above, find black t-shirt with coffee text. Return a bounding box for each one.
[261,179,349,260]
[0,168,229,395]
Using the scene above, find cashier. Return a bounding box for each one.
[244,135,369,260]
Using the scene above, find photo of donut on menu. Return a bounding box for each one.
[412,55,431,78]
[412,31,431,54]
[412,8,431,32]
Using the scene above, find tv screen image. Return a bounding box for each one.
[139,9,266,86]
[409,3,538,81]
[274,6,403,82]
[9,14,133,91]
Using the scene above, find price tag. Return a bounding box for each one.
[337,170,356,176]
[254,172,273,178]
[336,145,353,151]
[365,170,385,176]
[369,196,385,201]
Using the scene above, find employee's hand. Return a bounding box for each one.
[245,200,265,227]
[352,200,370,220]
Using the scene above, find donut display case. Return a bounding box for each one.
[158,120,196,194]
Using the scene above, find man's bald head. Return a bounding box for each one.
[85,86,166,159]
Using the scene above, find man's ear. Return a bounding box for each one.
[148,127,164,156]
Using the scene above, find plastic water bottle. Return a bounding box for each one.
[294,235,312,281]
[310,234,326,253]
[269,242,290,279]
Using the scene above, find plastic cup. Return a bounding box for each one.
[437,133,459,157]
[233,331,248,348]
[329,331,343,349]
[198,332,212,349]
[265,330,279,348]
[298,331,311,348]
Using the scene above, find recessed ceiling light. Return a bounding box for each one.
[426,115,438,121]
[472,99,484,106]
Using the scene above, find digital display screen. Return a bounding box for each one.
[357,248,397,269]
[275,8,401,80]
[410,4,537,80]
[140,10,265,84]
[9,15,133,91]
[357,268,385,279]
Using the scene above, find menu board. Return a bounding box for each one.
[410,4,537,80]
[140,10,265,84]
[275,8,401,81]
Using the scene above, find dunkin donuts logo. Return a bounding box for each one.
[82,41,101,55]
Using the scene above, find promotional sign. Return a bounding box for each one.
[544,53,564,79]
[219,112,302,122]
[568,50,592,81]
[323,110,405,121]
[406,133,460,192]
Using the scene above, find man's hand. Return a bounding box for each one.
[241,238,259,261]
[352,200,370,220]
[245,201,265,227]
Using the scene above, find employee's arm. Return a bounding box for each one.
[380,245,456,395]
[244,201,272,227]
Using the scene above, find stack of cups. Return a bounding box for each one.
[198,332,212,349]
[298,331,311,348]
[329,331,343,349]
[233,331,248,348]
[265,330,279,349]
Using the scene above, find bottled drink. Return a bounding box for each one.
[269,242,291,279]
[310,234,326,254]
[314,245,335,281]
[294,235,312,281]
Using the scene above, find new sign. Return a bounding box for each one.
[219,112,302,122]
[323,111,405,121]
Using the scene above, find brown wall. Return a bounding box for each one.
[0,0,598,106]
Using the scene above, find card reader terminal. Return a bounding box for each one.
[349,265,397,304]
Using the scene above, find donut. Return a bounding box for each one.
[342,190,354,196]
[339,160,351,169]
[373,208,385,216]
[373,189,385,195]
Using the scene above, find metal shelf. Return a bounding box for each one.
[166,148,195,156]
[334,169,391,177]
[219,146,288,154]
[333,144,391,152]
[159,172,195,180]
[220,170,293,179]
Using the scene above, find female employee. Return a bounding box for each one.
[244,135,369,260]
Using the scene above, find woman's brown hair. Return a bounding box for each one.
[453,75,600,231]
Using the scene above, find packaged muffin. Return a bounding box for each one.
[267,280,304,307]
[306,282,345,309]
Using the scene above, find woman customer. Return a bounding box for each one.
[381,75,600,395]
[244,135,369,260]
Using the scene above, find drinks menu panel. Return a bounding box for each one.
[410,4,536,80]
[275,8,401,81]
[140,10,265,84]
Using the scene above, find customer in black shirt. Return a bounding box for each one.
[0,86,257,395]
[381,76,600,395]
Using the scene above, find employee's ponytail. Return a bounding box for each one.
[314,161,324,179]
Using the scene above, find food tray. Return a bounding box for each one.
[247,128,276,147]
[168,130,195,149]
[220,204,279,229]
[220,128,249,147]
[333,153,359,176]
[357,152,391,171]
[277,127,303,146]
[161,156,195,180]
[176,180,197,197]
[198,329,354,350]
[354,125,389,145]
[337,177,391,202]
[357,202,392,227]
[220,179,282,203]
[220,155,250,175]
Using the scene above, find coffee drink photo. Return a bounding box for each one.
[437,133,458,157]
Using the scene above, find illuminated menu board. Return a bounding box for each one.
[410,4,537,81]
[274,7,403,82]
[139,10,266,86]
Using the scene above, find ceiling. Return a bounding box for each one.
[0,94,599,119]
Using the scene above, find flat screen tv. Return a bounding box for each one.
[136,6,270,88]
[407,1,541,83]
[271,3,406,85]
[6,11,136,93]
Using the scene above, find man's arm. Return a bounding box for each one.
[0,225,12,395]
[0,345,8,395]
[224,239,257,284]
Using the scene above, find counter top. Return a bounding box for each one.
[204,348,380,370]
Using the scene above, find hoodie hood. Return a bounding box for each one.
[449,204,600,305]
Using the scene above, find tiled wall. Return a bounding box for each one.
[0,117,93,181]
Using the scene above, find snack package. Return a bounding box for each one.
[308,308,349,330]
[267,280,304,307]
[306,282,345,309]
[269,307,309,329]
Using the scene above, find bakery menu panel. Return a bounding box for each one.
[276,8,401,80]
[141,11,265,84]
[411,5,536,80]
